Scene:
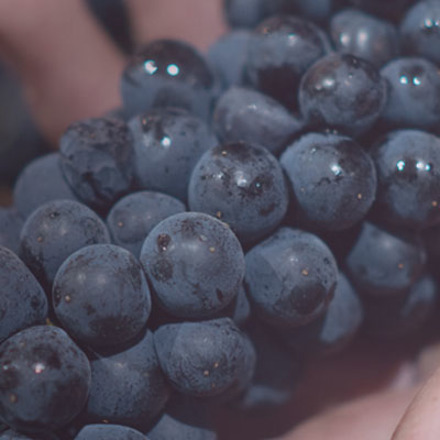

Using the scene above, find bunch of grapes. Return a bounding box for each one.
[1,0,440,438]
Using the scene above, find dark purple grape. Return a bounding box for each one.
[343,0,416,23]
[207,30,251,88]
[106,191,186,258]
[363,273,437,339]
[330,8,399,68]
[0,246,48,344]
[299,53,387,136]
[140,212,244,320]
[213,87,304,156]
[52,244,151,348]
[246,15,331,110]
[59,118,135,212]
[0,430,57,440]
[19,200,110,290]
[228,284,252,329]
[346,222,427,296]
[154,318,256,399]
[105,107,129,122]
[380,57,440,129]
[317,223,363,265]
[147,395,217,440]
[245,227,338,328]
[13,153,78,219]
[285,0,335,22]
[146,282,251,331]
[74,424,147,440]
[280,132,377,231]
[280,272,364,357]
[86,330,170,430]
[55,413,85,440]
[128,108,217,201]
[0,208,23,254]
[423,222,440,259]
[371,130,440,229]
[121,40,219,121]
[188,142,289,244]
[223,0,285,28]
[400,1,440,65]
[234,320,302,411]
[0,326,91,434]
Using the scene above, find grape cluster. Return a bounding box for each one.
[1,1,440,439]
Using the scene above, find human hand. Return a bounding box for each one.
[213,333,440,439]
[286,340,440,440]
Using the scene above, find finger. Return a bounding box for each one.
[392,363,440,440]
[214,338,419,439]
[285,388,417,440]
[126,0,227,50]
[0,0,125,144]
[417,342,440,381]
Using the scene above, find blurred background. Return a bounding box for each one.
[0,0,131,188]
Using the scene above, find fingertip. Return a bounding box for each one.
[392,365,440,440]
[286,389,417,440]
[0,0,126,145]
[126,0,227,50]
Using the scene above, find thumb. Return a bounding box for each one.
[285,388,416,440]
[392,363,440,440]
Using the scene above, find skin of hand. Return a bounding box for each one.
[293,343,440,440]
[214,336,422,439]
[0,0,126,145]
[0,1,440,438]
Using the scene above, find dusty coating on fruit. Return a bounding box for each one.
[0,208,23,255]
[299,53,387,135]
[0,246,48,344]
[106,190,186,258]
[59,117,135,211]
[52,244,151,348]
[0,326,91,433]
[380,57,440,129]
[281,132,377,231]
[246,15,331,110]
[234,320,302,411]
[371,130,440,229]
[86,330,170,431]
[213,87,303,156]
[363,274,438,339]
[154,318,256,399]
[129,108,217,201]
[19,199,111,289]
[140,212,245,319]
[188,142,289,244]
[330,9,399,68]
[280,272,364,357]
[147,395,217,440]
[74,424,148,440]
[400,1,440,65]
[121,40,220,121]
[346,222,427,295]
[224,0,286,28]
[207,30,251,88]
[13,153,79,219]
[245,227,338,328]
